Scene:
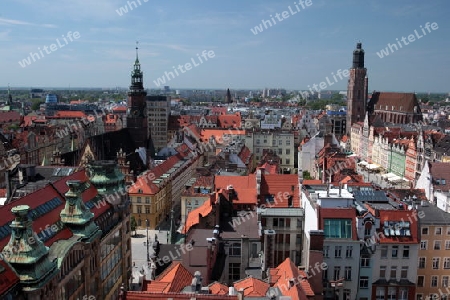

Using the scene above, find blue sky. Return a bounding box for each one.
[1,0,449,92]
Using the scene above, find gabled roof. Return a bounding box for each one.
[214,174,257,205]
[269,258,314,299]
[371,92,420,113]
[233,277,269,297]
[208,282,229,295]
[143,262,193,293]
[183,196,215,234]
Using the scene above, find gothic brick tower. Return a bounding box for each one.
[346,43,368,135]
[127,44,148,148]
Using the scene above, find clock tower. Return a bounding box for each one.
[127,44,148,148]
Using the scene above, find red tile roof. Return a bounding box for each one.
[218,113,241,128]
[0,111,20,124]
[209,282,229,295]
[143,262,193,293]
[0,169,109,250]
[260,174,300,208]
[128,155,183,195]
[183,196,215,234]
[0,260,19,295]
[125,292,237,299]
[233,277,269,297]
[53,111,87,119]
[269,258,314,299]
[214,174,257,205]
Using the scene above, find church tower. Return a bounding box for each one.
[127,44,148,148]
[346,43,368,135]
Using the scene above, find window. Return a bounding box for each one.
[333,266,341,281]
[376,287,385,299]
[137,206,142,214]
[417,294,424,300]
[361,257,370,268]
[335,246,342,258]
[444,258,450,269]
[447,227,450,235]
[344,266,351,281]
[443,276,449,287]
[229,263,240,281]
[399,287,408,300]
[381,245,388,258]
[145,207,150,214]
[446,240,450,250]
[278,148,282,155]
[346,246,353,258]
[436,227,443,235]
[323,246,329,258]
[435,241,442,250]
[285,159,290,165]
[278,139,282,145]
[420,241,428,250]
[324,219,352,238]
[343,289,351,300]
[137,197,141,203]
[297,218,302,228]
[403,245,409,258]
[422,227,429,235]
[431,276,438,287]
[296,233,301,245]
[322,268,328,280]
[285,149,290,155]
[418,257,426,269]
[286,140,291,146]
[379,266,386,278]
[433,258,440,269]
[392,245,398,258]
[390,266,397,280]
[145,197,150,204]
[359,276,369,289]
[401,266,408,279]
[229,243,241,256]
[417,276,424,287]
[388,287,396,300]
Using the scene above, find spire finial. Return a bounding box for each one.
[135,41,139,63]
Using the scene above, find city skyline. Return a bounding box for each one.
[1,0,449,92]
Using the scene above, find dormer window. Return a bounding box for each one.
[138,189,143,194]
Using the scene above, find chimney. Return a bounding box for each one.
[339,183,342,197]
[326,183,330,197]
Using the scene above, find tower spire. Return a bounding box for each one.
[135,41,139,64]
[7,83,12,105]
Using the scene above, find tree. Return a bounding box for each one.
[31,99,44,111]
[130,216,137,236]
[303,170,312,180]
